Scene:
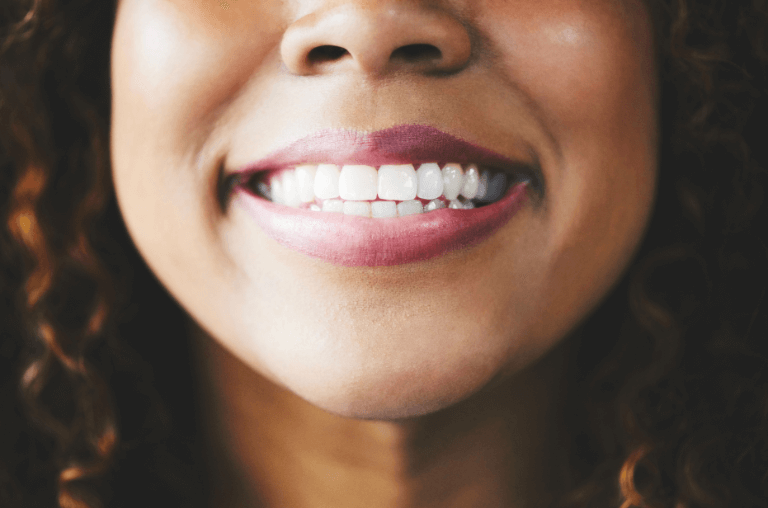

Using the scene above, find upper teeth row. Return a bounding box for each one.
[262,163,507,207]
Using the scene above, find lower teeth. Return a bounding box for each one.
[254,191,505,218]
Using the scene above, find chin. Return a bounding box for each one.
[261,346,504,421]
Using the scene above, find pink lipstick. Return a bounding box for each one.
[227,125,541,266]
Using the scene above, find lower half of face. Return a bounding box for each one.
[109,0,658,419]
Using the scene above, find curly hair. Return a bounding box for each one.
[1,0,766,507]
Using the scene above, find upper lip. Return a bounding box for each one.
[225,124,543,191]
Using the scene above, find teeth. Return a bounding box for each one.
[322,199,344,213]
[378,164,417,201]
[371,201,397,218]
[475,170,489,200]
[460,164,479,200]
[295,165,317,203]
[441,163,463,200]
[256,162,514,216]
[314,164,341,200]
[416,163,444,200]
[271,177,285,205]
[343,201,372,217]
[339,165,378,201]
[397,200,424,216]
[282,171,301,207]
[424,199,446,212]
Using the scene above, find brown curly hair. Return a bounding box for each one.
[1,0,767,507]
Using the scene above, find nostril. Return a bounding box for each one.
[281,7,471,76]
[307,45,350,65]
[390,44,442,64]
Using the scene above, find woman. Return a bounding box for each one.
[1,0,766,507]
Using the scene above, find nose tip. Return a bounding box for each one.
[280,4,472,77]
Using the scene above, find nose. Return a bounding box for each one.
[280,3,472,77]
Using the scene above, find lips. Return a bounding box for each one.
[229,125,540,181]
[225,125,542,266]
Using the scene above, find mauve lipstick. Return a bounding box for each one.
[228,125,540,266]
[231,124,539,177]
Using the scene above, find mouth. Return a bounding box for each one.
[225,125,543,266]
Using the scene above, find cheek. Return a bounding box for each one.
[484,1,657,138]
[478,0,658,344]
[478,0,659,222]
[110,0,284,155]
[109,0,283,283]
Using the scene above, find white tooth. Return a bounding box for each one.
[460,164,479,199]
[309,204,322,212]
[416,163,443,200]
[463,200,475,210]
[314,164,341,200]
[295,165,317,203]
[397,200,423,216]
[322,199,344,213]
[442,163,464,200]
[371,201,397,218]
[282,171,301,207]
[339,165,378,201]
[343,201,372,217]
[476,170,489,200]
[424,199,446,212]
[378,164,417,201]
[270,177,285,204]
[448,199,463,209]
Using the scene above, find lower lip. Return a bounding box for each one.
[234,182,529,267]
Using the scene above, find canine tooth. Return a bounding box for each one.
[475,170,489,200]
[442,163,464,200]
[271,177,285,204]
[314,164,341,200]
[371,201,397,218]
[295,165,317,203]
[448,199,463,209]
[460,164,479,199]
[322,199,344,213]
[416,163,443,200]
[343,201,372,217]
[282,171,301,207]
[424,199,446,212]
[378,164,417,201]
[397,200,423,216]
[339,165,378,201]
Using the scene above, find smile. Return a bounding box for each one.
[227,125,543,266]
[249,162,513,217]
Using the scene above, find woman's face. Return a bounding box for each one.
[110,0,657,418]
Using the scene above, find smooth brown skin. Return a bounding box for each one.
[110,0,658,506]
